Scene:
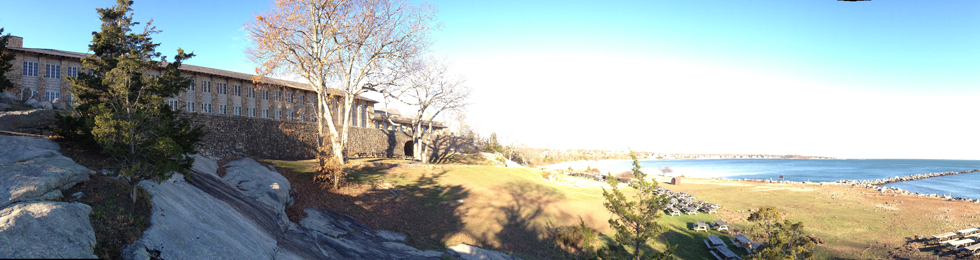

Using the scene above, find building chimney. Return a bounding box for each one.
[7,35,23,48]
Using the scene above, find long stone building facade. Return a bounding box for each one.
[3,36,454,160]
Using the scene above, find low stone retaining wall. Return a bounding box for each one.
[190,113,475,161]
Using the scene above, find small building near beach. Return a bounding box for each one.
[672,177,682,185]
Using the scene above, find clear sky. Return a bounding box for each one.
[2,0,979,159]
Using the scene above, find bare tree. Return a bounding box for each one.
[246,0,435,169]
[381,57,469,162]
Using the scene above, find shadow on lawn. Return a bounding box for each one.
[479,181,573,259]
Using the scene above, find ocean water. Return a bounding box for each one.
[543,159,980,199]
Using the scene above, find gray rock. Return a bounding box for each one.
[24,98,37,107]
[0,103,10,111]
[72,192,84,200]
[223,158,291,213]
[0,109,56,133]
[126,173,279,260]
[51,98,63,110]
[191,154,219,178]
[0,91,18,104]
[38,101,53,110]
[448,243,522,260]
[126,157,449,260]
[0,136,92,208]
[0,201,97,259]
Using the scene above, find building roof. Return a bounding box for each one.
[10,47,377,103]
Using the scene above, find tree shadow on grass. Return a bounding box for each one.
[479,181,573,259]
[289,167,469,252]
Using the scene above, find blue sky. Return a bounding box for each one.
[2,0,979,159]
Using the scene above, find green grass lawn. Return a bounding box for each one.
[264,157,976,259]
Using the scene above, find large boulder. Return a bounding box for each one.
[37,101,53,110]
[0,135,92,208]
[0,103,10,111]
[0,91,18,104]
[191,154,219,178]
[0,109,56,134]
[124,173,279,260]
[0,201,97,259]
[51,98,63,110]
[298,208,444,259]
[222,158,292,214]
[24,98,37,107]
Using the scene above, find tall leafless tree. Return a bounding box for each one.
[381,57,469,162]
[246,0,435,167]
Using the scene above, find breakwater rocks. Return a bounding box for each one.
[834,169,980,203]
[836,170,980,186]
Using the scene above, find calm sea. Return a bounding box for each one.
[543,159,980,199]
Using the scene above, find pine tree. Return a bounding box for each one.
[0,28,15,92]
[53,0,205,203]
[745,206,815,260]
[600,151,675,260]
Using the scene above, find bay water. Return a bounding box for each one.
[543,159,980,199]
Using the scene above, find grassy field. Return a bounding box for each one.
[264,158,980,259]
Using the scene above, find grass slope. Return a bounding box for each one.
[268,158,980,259]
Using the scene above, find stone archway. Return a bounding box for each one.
[404,141,414,158]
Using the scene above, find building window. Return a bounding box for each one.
[375,121,380,129]
[248,108,255,117]
[67,66,80,78]
[275,110,281,119]
[22,62,38,77]
[262,90,268,100]
[299,94,304,103]
[276,91,281,101]
[309,96,315,103]
[67,93,73,106]
[220,105,227,114]
[233,85,241,96]
[202,103,211,113]
[45,64,61,78]
[200,80,212,93]
[262,109,269,118]
[233,106,241,116]
[286,93,292,103]
[188,82,196,91]
[186,102,196,112]
[360,104,366,128]
[44,91,60,101]
[166,99,179,110]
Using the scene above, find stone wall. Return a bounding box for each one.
[191,113,472,161]
[190,113,318,160]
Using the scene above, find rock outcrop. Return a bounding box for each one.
[0,135,92,208]
[0,109,56,134]
[124,156,459,260]
[0,202,97,259]
[0,135,98,259]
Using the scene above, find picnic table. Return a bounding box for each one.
[695,221,710,232]
[933,232,958,240]
[714,220,730,231]
[714,245,741,260]
[708,235,725,247]
[959,228,980,235]
[962,243,980,253]
[733,234,753,246]
[946,239,975,248]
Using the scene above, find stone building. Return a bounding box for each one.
[3,35,446,133]
[3,35,454,159]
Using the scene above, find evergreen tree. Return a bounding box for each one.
[600,151,675,260]
[52,0,205,203]
[745,206,816,260]
[0,28,15,92]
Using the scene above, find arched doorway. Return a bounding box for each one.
[404,141,414,158]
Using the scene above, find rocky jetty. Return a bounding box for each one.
[835,170,980,187]
[833,170,980,203]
